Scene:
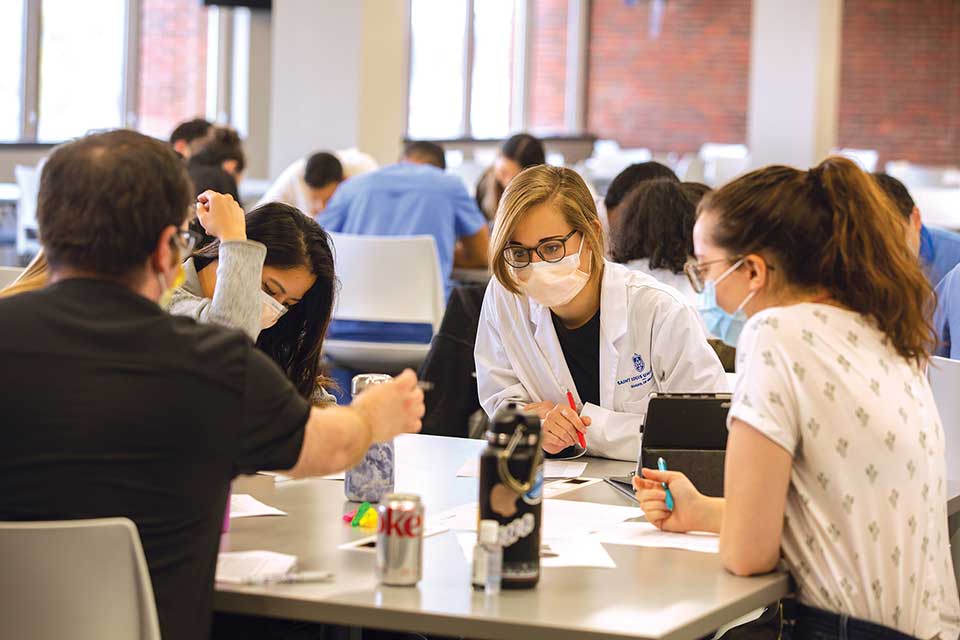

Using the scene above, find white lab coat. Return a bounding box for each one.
[475,260,728,461]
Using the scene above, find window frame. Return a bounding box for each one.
[6,0,227,145]
[405,0,589,141]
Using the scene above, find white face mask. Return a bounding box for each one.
[260,291,288,330]
[514,237,590,308]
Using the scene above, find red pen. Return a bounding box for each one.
[565,389,587,449]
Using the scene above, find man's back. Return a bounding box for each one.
[0,279,308,640]
[321,163,487,295]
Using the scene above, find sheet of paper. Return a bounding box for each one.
[259,471,344,483]
[542,498,642,539]
[456,458,587,479]
[454,532,616,569]
[216,550,297,584]
[543,477,604,499]
[429,498,640,538]
[595,521,719,554]
[337,525,449,552]
[229,494,287,519]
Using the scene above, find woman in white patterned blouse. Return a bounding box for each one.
[634,156,960,639]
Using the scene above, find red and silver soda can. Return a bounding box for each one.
[376,493,423,586]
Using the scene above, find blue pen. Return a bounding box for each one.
[657,457,675,511]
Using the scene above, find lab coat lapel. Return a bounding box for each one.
[599,261,628,409]
[528,296,577,403]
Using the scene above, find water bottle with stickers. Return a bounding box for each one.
[477,402,543,589]
[345,373,395,503]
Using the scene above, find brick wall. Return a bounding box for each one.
[585,0,751,152]
[137,0,207,140]
[528,0,568,135]
[838,0,960,167]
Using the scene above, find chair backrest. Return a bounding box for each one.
[930,356,960,484]
[0,517,161,640]
[328,233,445,331]
[0,266,23,289]
[14,163,41,256]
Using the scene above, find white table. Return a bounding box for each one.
[215,434,788,640]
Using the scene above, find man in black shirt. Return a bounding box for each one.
[0,130,424,640]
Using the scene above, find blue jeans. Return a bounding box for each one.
[786,603,917,640]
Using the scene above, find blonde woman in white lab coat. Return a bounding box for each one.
[475,165,727,461]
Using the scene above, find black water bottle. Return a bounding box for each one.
[478,402,543,589]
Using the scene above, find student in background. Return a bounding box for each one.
[321,140,489,298]
[189,126,246,184]
[258,149,379,215]
[475,165,726,461]
[934,264,960,358]
[0,129,425,640]
[635,157,959,638]
[602,161,679,232]
[873,172,960,285]
[475,133,546,221]
[168,199,338,405]
[186,164,240,249]
[609,179,699,306]
[169,118,212,159]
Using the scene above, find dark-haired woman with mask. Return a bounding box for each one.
[168,193,337,405]
[634,157,960,639]
[475,133,546,221]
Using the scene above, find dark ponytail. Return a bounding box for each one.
[196,203,338,398]
[700,156,934,366]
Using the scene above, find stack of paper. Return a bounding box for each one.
[456,458,587,479]
[216,550,297,584]
[454,532,617,569]
[229,494,287,519]
[594,521,720,554]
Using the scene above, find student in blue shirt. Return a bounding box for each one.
[873,172,960,285]
[320,141,489,298]
[934,264,960,359]
[319,141,489,363]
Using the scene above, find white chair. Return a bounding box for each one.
[929,356,960,484]
[324,233,445,373]
[15,162,41,257]
[0,517,161,640]
[0,266,23,289]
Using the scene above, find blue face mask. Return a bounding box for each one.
[696,259,756,348]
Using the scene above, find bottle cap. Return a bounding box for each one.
[490,402,541,436]
[479,519,500,545]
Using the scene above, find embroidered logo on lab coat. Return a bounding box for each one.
[618,353,654,388]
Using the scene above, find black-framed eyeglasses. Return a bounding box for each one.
[684,257,740,294]
[503,229,580,268]
[176,228,203,259]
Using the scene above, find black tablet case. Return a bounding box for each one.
[638,393,732,498]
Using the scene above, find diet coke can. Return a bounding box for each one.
[376,493,423,586]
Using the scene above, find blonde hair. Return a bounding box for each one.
[490,165,604,295]
[0,251,49,299]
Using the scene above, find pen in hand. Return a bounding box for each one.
[565,389,587,449]
[657,457,675,511]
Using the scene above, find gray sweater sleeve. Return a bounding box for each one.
[168,240,267,341]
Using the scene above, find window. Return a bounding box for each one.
[37,0,127,142]
[408,0,519,140]
[3,0,220,144]
[470,0,515,139]
[137,0,208,140]
[0,1,24,142]
[407,0,468,140]
[406,0,587,140]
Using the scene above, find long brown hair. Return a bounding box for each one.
[700,156,934,366]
